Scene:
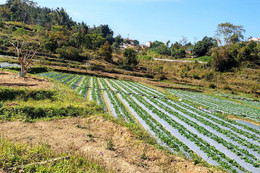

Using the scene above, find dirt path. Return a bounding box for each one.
[0,117,221,173]
[0,71,53,89]
[153,58,207,64]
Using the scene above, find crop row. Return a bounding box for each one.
[112,79,248,172]
[169,89,260,122]
[40,72,260,172]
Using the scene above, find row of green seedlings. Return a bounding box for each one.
[178,100,260,142]
[91,76,105,109]
[169,90,259,121]
[46,72,62,78]
[124,79,260,142]
[123,80,165,98]
[76,76,90,98]
[182,100,260,136]
[151,97,260,167]
[121,79,260,169]
[52,73,70,81]
[41,72,68,81]
[106,79,221,170]
[67,75,83,90]
[58,74,76,84]
[113,79,247,172]
[99,78,134,123]
[122,80,260,159]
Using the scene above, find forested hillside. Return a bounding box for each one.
[0,0,259,96]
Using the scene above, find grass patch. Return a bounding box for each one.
[0,80,103,122]
[0,136,113,173]
[0,88,55,102]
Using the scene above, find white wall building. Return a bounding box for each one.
[146,41,152,48]
[249,37,260,43]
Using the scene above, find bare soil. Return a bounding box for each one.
[0,117,222,173]
[0,71,53,89]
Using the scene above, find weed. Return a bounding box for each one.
[87,134,95,142]
[106,137,115,151]
[140,144,149,160]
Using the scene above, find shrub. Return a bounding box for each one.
[0,21,4,27]
[223,84,232,90]
[0,106,89,120]
[154,74,167,81]
[0,88,55,102]
[209,83,216,89]
[203,72,214,81]
[192,73,200,79]
[123,48,138,66]
[99,41,112,62]
[56,46,80,60]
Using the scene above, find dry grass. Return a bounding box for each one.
[0,71,53,90]
[0,117,223,173]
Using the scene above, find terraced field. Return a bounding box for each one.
[169,90,260,122]
[40,72,260,173]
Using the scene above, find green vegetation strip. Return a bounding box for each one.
[0,137,112,173]
[0,88,55,102]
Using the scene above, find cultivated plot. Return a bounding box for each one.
[40,72,260,173]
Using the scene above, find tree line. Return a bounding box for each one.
[144,22,259,71]
[0,0,259,72]
[0,0,126,62]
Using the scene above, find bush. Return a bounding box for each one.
[99,41,112,62]
[223,84,232,90]
[192,73,200,79]
[154,74,167,81]
[203,72,214,81]
[211,47,238,72]
[209,83,216,89]
[123,48,138,66]
[0,106,89,120]
[56,46,80,60]
[0,88,55,102]
[0,21,4,27]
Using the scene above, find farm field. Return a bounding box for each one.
[169,90,260,122]
[40,72,260,173]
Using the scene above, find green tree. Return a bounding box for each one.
[0,6,12,21]
[123,48,137,66]
[133,40,139,46]
[211,46,238,71]
[92,24,114,44]
[99,41,112,62]
[9,27,41,77]
[112,35,123,51]
[150,41,171,56]
[215,22,245,45]
[193,36,216,57]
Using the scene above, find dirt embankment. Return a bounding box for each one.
[0,117,221,173]
[0,71,53,89]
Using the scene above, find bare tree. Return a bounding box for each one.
[9,40,40,77]
[179,36,188,46]
[215,22,245,45]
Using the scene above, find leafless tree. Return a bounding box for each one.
[9,39,40,77]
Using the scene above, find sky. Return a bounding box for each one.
[1,0,259,44]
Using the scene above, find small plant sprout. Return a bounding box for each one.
[76,116,82,128]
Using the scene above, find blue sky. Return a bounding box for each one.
[1,0,259,44]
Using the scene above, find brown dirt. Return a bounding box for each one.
[226,115,260,126]
[0,71,53,89]
[0,117,222,173]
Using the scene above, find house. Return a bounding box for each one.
[249,37,260,43]
[185,48,192,54]
[146,41,152,48]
